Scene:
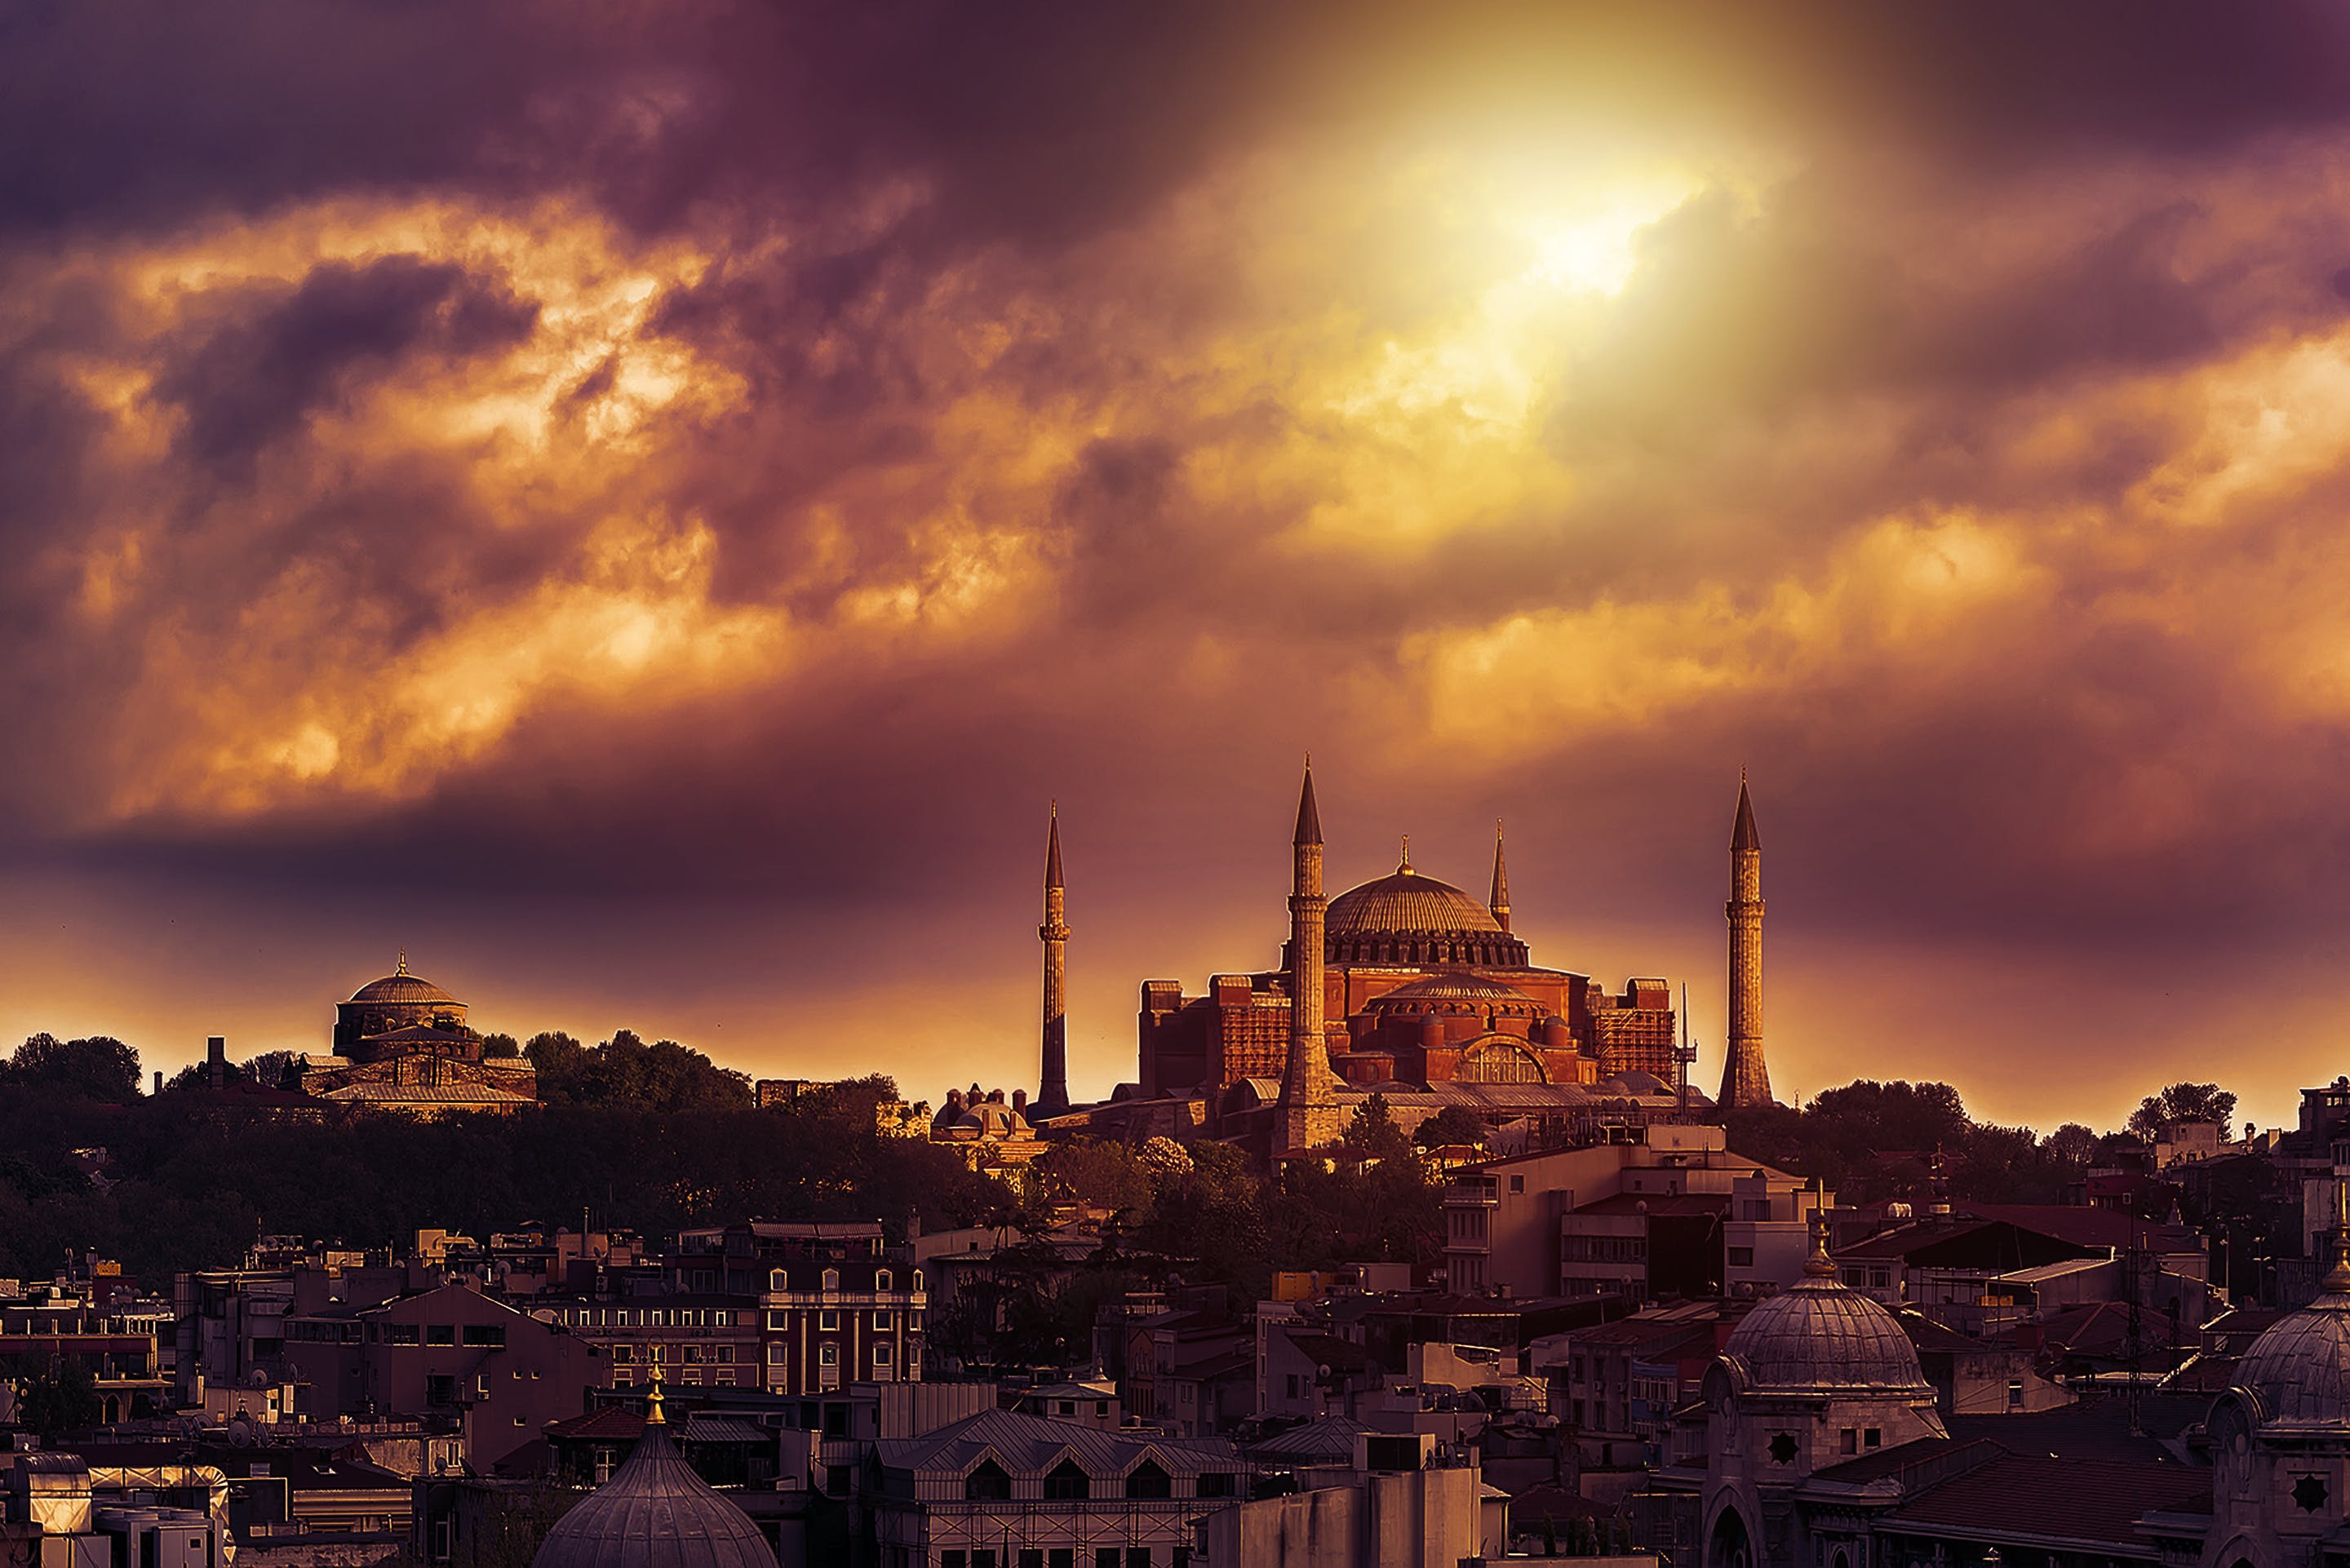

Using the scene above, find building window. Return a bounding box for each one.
[770,1270,787,1291]
[875,1310,893,1331]
[964,1460,1012,1501]
[1126,1552,1151,1568]
[1510,1175,1525,1194]
[1125,1459,1171,1499]
[874,1344,892,1367]
[822,1269,840,1291]
[1839,1428,1857,1455]
[1021,1553,1044,1568]
[1864,1428,1882,1448]
[1727,1247,1754,1268]
[876,1270,891,1291]
[819,1344,838,1366]
[942,1554,966,1568]
[820,1309,839,1331]
[1044,1459,1090,1499]
[767,1344,788,1364]
[426,1325,455,1345]
[1197,1473,1235,1498]
[463,1325,505,1347]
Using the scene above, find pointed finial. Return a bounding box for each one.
[645,1373,666,1425]
[1489,820,1510,925]
[1292,757,1324,846]
[1803,1207,1836,1278]
[1731,771,1761,853]
[1399,834,1412,873]
[396,948,408,977]
[1044,803,1064,890]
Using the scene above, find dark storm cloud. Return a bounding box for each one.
[155,256,538,471]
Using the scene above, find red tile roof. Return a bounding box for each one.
[1883,1455,2210,1544]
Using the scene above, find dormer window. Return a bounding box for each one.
[822,1269,840,1292]
[876,1269,891,1291]
[769,1269,787,1291]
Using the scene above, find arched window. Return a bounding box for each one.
[822,1269,840,1292]
[911,1270,924,1291]
[876,1269,891,1291]
[964,1459,1012,1500]
[1044,1459,1090,1500]
[1125,1459,1171,1499]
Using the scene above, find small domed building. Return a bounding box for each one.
[530,1384,777,1568]
[2203,1195,2350,1568]
[295,955,539,1115]
[1700,1214,1946,1568]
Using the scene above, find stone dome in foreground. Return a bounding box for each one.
[2236,1229,2350,1429]
[1723,1225,1931,1394]
[529,1392,777,1568]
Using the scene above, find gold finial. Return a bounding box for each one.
[1050,798,1057,819]
[1399,834,1412,873]
[1803,1207,1836,1279]
[645,1373,666,1425]
[396,948,408,977]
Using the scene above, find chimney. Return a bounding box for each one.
[1012,1089,1028,1118]
[206,1036,227,1088]
[151,1071,162,1096]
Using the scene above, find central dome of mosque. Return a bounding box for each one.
[1327,867,1504,937]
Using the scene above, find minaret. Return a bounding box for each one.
[1277,758,1341,1154]
[1488,819,1511,932]
[1037,803,1071,1115]
[1718,770,1773,1109]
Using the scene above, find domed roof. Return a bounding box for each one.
[348,955,458,1008]
[1723,1220,1931,1394]
[2236,1207,2350,1428]
[1328,863,1504,937]
[1370,973,1540,1007]
[530,1394,777,1568]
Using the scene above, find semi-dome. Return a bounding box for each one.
[1369,974,1542,1008]
[530,1391,777,1568]
[1328,866,1504,937]
[1723,1223,1931,1394]
[2235,1225,2350,1428]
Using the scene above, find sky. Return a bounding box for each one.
[8,2,2350,1133]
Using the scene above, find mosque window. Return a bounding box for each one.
[1767,1433,1798,1464]
[2294,1474,2330,1513]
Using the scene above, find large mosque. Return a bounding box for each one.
[1039,761,1775,1154]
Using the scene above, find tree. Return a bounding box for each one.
[2043,1123,2098,1167]
[479,1033,521,1060]
[1342,1094,1414,1164]
[2129,1083,2237,1141]
[1412,1104,1488,1150]
[5,1352,100,1438]
[11,1034,140,1103]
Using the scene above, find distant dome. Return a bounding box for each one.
[530,1407,776,1568]
[1328,868,1503,937]
[1723,1238,1931,1394]
[349,961,458,1008]
[2236,1254,2350,1428]
[1373,973,1535,1004]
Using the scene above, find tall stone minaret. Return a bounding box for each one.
[1718,771,1773,1109]
[1277,759,1341,1154]
[1488,819,1511,932]
[1036,802,1071,1114]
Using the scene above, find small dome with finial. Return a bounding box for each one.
[528,1379,777,1568]
[1721,1208,1931,1393]
[2234,1180,2350,1429]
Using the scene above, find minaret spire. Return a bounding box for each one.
[1036,802,1071,1114]
[1278,756,1341,1156]
[1488,819,1510,932]
[1718,770,1773,1109]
